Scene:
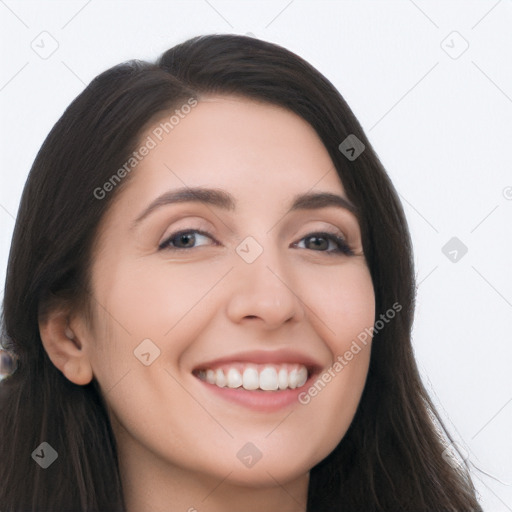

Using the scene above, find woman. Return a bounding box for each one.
[0,34,481,511]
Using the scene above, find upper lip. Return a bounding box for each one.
[193,348,324,373]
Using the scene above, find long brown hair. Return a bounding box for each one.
[0,34,481,511]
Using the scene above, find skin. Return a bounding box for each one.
[40,95,375,512]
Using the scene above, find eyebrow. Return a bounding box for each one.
[131,186,358,229]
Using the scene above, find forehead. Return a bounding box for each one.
[102,95,347,224]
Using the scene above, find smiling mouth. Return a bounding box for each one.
[193,363,311,391]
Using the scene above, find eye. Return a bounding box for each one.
[293,231,354,256]
[158,229,216,251]
[158,228,354,256]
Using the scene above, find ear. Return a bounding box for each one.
[38,307,93,386]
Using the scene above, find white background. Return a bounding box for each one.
[1,1,511,510]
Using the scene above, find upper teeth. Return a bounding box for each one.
[197,364,309,391]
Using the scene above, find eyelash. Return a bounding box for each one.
[158,228,354,256]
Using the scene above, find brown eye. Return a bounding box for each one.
[159,229,216,251]
[294,232,353,255]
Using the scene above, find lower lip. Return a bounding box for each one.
[195,375,315,412]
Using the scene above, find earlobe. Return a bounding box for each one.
[38,309,93,386]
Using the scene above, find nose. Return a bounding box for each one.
[225,242,305,330]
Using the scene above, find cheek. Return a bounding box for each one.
[283,260,374,462]
[101,258,225,332]
[299,259,375,345]
[90,256,223,351]
[85,258,231,388]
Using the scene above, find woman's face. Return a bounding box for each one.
[76,95,375,487]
